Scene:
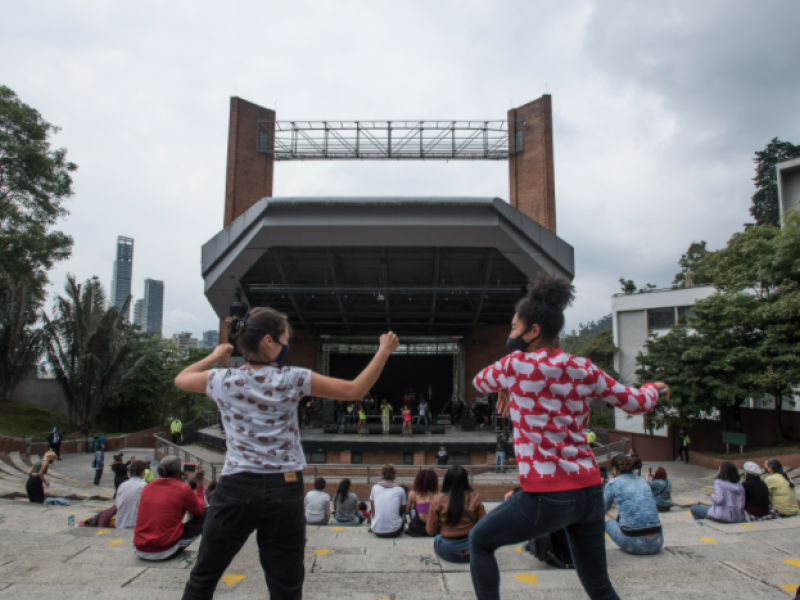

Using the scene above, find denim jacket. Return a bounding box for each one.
[648,479,672,507]
[604,473,661,530]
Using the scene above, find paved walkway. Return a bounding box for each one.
[1,461,800,598]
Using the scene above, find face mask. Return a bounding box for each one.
[273,341,290,366]
[506,334,531,354]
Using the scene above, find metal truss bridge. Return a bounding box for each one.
[256,120,524,160]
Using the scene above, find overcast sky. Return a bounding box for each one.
[3,1,799,339]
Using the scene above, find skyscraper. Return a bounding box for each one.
[143,279,165,333]
[133,299,144,328]
[201,330,219,348]
[111,236,134,319]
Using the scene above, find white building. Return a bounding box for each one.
[170,332,199,350]
[611,285,716,435]
[778,157,800,222]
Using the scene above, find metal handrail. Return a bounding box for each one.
[154,432,224,482]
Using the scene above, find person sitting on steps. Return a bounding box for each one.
[765,458,798,518]
[646,466,672,512]
[690,461,746,523]
[369,464,406,538]
[604,455,664,555]
[741,461,779,521]
[305,477,331,526]
[427,465,486,563]
[116,459,148,529]
[333,478,363,526]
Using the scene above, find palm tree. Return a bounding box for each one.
[42,275,147,433]
[0,279,43,401]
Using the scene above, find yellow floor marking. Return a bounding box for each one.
[781,583,799,594]
[67,512,77,515]
[96,529,111,536]
[514,546,523,552]
[314,549,330,555]
[108,540,125,547]
[685,511,692,516]
[740,524,756,529]
[605,533,611,540]
[514,574,538,587]
[221,574,246,587]
[14,484,21,487]
[700,537,717,544]
[333,527,343,531]
[784,559,800,568]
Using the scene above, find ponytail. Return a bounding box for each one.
[768,459,795,489]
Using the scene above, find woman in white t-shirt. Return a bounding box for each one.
[305,477,331,525]
[369,464,406,538]
[175,306,399,600]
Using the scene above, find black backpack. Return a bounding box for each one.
[528,530,574,569]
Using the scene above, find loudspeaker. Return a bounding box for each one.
[323,425,338,434]
[322,400,336,423]
[461,417,476,431]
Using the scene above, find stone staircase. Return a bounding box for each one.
[0,452,114,501]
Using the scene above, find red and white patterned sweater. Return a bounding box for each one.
[473,348,658,493]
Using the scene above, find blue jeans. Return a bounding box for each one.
[333,516,364,526]
[417,415,429,429]
[494,451,506,473]
[690,505,725,521]
[434,534,471,563]
[605,520,663,555]
[469,485,618,600]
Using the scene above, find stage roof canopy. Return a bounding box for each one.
[202,197,574,336]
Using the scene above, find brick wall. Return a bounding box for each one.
[508,95,556,233]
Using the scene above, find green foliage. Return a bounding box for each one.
[672,241,715,288]
[640,213,800,440]
[0,398,70,440]
[618,278,637,294]
[0,85,75,296]
[589,407,614,429]
[43,276,147,434]
[750,137,800,228]
[0,279,42,401]
[561,321,618,378]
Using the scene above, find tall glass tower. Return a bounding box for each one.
[143,279,165,333]
[110,236,134,320]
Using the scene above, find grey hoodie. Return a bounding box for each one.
[708,480,746,522]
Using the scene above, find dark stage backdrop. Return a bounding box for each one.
[329,354,453,412]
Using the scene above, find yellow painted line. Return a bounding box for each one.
[784,559,800,568]
[221,574,246,587]
[96,529,111,536]
[314,549,330,555]
[332,527,343,531]
[67,512,77,515]
[514,574,538,587]
[108,540,125,547]
[781,583,799,594]
[685,511,692,516]
[700,537,717,544]
[605,533,611,540]
[740,524,756,529]
[514,546,523,552]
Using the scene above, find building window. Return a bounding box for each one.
[351,452,362,464]
[677,305,693,320]
[648,308,675,330]
[403,452,414,465]
[452,453,471,465]
[307,451,326,464]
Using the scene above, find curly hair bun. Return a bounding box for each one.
[525,273,575,312]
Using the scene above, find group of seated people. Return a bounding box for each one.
[303,464,487,564]
[602,453,798,557]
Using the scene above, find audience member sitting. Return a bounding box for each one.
[111,453,134,497]
[646,466,672,512]
[369,464,406,537]
[116,459,148,529]
[358,501,370,522]
[765,459,798,518]
[305,477,331,525]
[740,461,778,521]
[604,454,664,555]
[26,451,56,504]
[406,468,438,537]
[690,461,746,523]
[332,478,362,526]
[133,456,206,561]
[427,465,486,563]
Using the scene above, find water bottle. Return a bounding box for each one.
[68,514,74,526]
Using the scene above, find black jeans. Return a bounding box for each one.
[182,472,305,600]
[469,485,619,600]
[680,447,689,462]
[93,467,103,485]
[50,443,61,459]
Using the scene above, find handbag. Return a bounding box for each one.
[91,458,97,469]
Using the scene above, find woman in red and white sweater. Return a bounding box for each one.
[468,274,668,600]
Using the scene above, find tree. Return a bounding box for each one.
[672,241,715,288]
[618,278,637,294]
[0,86,75,296]
[0,279,42,401]
[750,137,800,227]
[42,275,147,433]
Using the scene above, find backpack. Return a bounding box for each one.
[528,530,574,569]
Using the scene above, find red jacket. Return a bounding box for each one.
[134,477,205,553]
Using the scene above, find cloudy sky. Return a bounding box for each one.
[3,1,799,338]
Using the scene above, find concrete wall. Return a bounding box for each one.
[11,375,69,416]
[778,157,800,219]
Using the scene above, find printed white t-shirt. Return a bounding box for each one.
[369,484,405,534]
[206,365,312,476]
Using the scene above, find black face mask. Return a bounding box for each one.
[506,333,531,354]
